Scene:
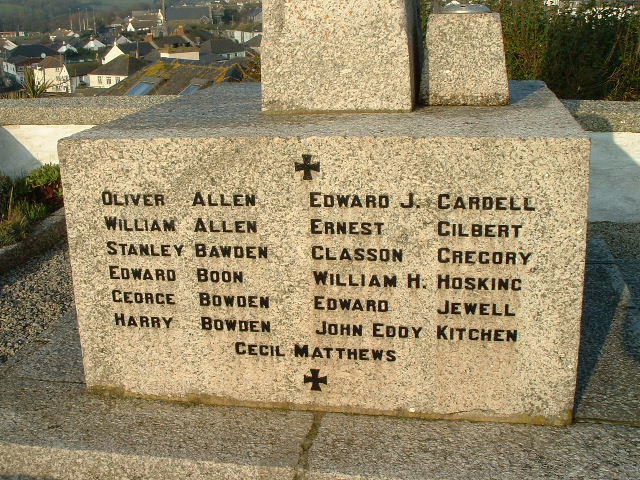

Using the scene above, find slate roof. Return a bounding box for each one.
[10,56,42,67]
[89,55,147,76]
[198,53,228,65]
[248,7,262,21]
[132,12,161,22]
[101,58,253,96]
[99,34,130,46]
[187,30,215,43]
[165,6,212,21]
[201,38,245,55]
[66,61,100,77]
[129,19,160,30]
[243,34,261,47]
[7,44,58,62]
[5,55,29,65]
[50,28,74,38]
[118,42,155,58]
[36,56,65,69]
[151,35,194,49]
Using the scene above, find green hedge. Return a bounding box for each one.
[421,0,639,100]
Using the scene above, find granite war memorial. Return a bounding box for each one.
[59,0,591,425]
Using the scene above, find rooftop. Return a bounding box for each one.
[89,55,147,77]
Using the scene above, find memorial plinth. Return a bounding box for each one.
[59,81,590,425]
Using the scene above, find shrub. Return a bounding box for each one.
[26,164,61,191]
[14,200,48,224]
[26,164,63,210]
[0,166,63,247]
[0,175,29,222]
[421,0,639,100]
[0,210,29,247]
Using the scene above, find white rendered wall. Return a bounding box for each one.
[0,125,93,178]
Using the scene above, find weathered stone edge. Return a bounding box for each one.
[0,95,637,131]
[0,96,175,125]
[562,100,640,133]
[0,207,66,274]
[0,442,297,480]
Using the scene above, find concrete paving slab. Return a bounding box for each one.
[306,414,639,480]
[0,309,84,384]
[576,240,640,423]
[588,132,640,223]
[588,222,640,261]
[0,375,313,480]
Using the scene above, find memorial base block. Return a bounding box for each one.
[59,81,590,426]
[422,13,510,106]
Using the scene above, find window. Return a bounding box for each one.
[107,77,112,85]
[126,81,156,96]
[180,84,201,95]
[180,79,209,96]
[98,76,103,84]
[125,77,162,96]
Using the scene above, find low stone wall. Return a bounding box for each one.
[0,96,176,178]
[562,100,640,133]
[0,96,175,125]
[1,125,93,178]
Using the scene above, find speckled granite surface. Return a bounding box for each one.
[57,80,590,425]
[421,13,509,106]
[0,88,637,133]
[562,99,640,133]
[262,0,419,112]
[0,96,174,125]
[63,81,586,140]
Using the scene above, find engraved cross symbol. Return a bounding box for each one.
[304,369,328,392]
[295,154,320,181]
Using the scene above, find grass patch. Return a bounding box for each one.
[0,165,63,248]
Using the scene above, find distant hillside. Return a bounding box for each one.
[0,0,162,32]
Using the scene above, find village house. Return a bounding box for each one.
[82,38,106,51]
[102,42,156,64]
[248,7,262,23]
[1,38,18,51]
[33,56,71,93]
[49,29,74,41]
[126,10,164,32]
[243,34,261,55]
[224,29,262,44]
[102,58,250,96]
[87,55,147,88]
[0,58,18,83]
[201,37,247,60]
[165,6,214,25]
[66,61,99,91]
[6,44,59,83]
[53,42,78,55]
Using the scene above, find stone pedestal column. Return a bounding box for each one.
[421,12,510,106]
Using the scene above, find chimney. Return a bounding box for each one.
[175,25,185,36]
